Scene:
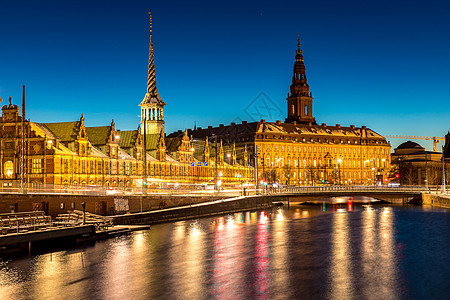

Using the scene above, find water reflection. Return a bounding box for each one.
[0,205,449,299]
[271,209,290,298]
[253,212,270,299]
[378,207,398,299]
[168,220,206,299]
[329,210,352,299]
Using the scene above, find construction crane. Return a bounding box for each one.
[384,135,445,152]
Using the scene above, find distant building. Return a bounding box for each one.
[391,141,447,186]
[177,37,391,185]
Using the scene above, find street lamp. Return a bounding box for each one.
[372,167,376,186]
[210,134,220,194]
[253,152,259,195]
[337,158,342,185]
[363,159,370,185]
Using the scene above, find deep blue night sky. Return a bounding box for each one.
[1,0,449,150]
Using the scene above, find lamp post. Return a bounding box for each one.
[372,157,376,186]
[442,145,446,194]
[425,152,429,189]
[363,159,369,185]
[211,134,218,193]
[21,85,27,195]
[142,116,147,197]
[337,158,342,185]
[372,167,376,186]
[303,159,305,186]
[254,152,258,195]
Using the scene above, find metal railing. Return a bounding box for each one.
[0,181,446,197]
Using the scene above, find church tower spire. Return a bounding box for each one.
[285,35,316,124]
[139,12,166,135]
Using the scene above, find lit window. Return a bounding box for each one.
[4,161,14,178]
[32,159,42,174]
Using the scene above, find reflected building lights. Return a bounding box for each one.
[272,208,290,297]
[254,211,270,298]
[329,211,352,300]
[361,204,377,299]
[378,206,399,298]
[276,209,285,221]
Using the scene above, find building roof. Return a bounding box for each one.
[144,133,160,150]
[174,120,388,145]
[118,148,135,160]
[41,121,80,142]
[85,126,111,145]
[90,146,109,158]
[165,137,182,153]
[168,121,259,144]
[396,141,423,150]
[117,130,138,148]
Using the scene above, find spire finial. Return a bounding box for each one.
[297,33,301,50]
[146,11,157,95]
[149,11,152,35]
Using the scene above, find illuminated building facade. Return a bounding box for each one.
[184,37,391,185]
[0,14,254,189]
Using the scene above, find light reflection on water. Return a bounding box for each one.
[1,205,449,300]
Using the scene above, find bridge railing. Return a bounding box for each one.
[264,185,430,195]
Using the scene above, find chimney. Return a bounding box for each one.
[322,123,326,127]
[336,124,341,128]
[350,125,355,129]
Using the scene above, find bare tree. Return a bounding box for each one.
[400,162,416,185]
[263,169,278,184]
[283,165,293,185]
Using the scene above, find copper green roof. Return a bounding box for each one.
[41,121,80,142]
[85,126,111,145]
[118,130,160,151]
[165,137,182,153]
[117,130,138,148]
[144,134,160,150]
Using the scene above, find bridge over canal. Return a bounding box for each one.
[264,186,428,205]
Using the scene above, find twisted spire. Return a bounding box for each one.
[140,12,165,107]
[147,11,157,95]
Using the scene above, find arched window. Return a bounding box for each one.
[4,161,13,179]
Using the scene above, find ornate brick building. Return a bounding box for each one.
[0,13,253,191]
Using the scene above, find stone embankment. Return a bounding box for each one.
[111,195,274,225]
[422,193,450,209]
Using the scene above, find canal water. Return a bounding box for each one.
[1,203,449,299]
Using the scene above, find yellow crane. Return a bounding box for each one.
[384,135,445,152]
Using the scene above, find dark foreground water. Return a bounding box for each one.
[1,204,449,300]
